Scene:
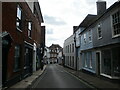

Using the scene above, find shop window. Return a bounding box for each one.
[89,52,92,68]
[112,47,120,77]
[101,50,111,75]
[84,53,87,67]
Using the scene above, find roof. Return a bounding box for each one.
[79,14,97,27]
[49,44,62,49]
[79,1,120,34]
[74,14,97,34]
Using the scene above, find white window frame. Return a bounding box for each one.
[16,5,22,32]
[97,23,102,39]
[111,10,120,38]
[28,22,32,38]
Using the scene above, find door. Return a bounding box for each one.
[23,48,33,78]
[96,52,101,75]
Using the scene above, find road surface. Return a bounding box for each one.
[32,64,93,88]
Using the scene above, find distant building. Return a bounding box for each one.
[57,48,63,65]
[63,35,76,70]
[49,44,62,64]
[44,46,50,64]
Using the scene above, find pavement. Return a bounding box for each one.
[62,65,120,89]
[5,65,46,89]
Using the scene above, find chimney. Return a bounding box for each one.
[96,0,106,16]
[73,26,78,34]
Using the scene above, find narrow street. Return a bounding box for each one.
[32,64,92,88]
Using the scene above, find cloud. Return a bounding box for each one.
[44,15,67,26]
[39,0,118,47]
[46,28,54,34]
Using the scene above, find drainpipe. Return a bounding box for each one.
[74,33,77,71]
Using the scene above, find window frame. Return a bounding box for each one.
[111,10,120,38]
[16,4,22,32]
[97,23,102,39]
[14,45,21,72]
[88,29,92,42]
[83,33,87,44]
[28,21,32,38]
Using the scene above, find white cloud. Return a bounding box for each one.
[39,0,118,47]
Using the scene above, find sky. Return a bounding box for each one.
[38,0,118,47]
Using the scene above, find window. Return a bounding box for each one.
[66,46,67,53]
[68,45,69,53]
[97,23,102,39]
[70,44,71,53]
[16,5,22,30]
[84,33,86,44]
[102,50,111,75]
[28,22,32,37]
[112,11,120,37]
[112,47,120,77]
[89,30,92,42]
[72,43,74,52]
[14,45,21,71]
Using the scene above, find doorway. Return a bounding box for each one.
[96,51,101,75]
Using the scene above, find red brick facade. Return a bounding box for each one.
[2,2,44,87]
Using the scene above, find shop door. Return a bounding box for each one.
[96,52,101,75]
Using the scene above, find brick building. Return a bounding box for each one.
[2,1,44,87]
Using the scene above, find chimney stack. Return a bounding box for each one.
[73,26,78,34]
[96,0,106,16]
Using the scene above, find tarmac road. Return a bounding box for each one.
[32,64,93,88]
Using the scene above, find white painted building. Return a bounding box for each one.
[63,35,76,69]
[57,49,63,65]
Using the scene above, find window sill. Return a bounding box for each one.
[89,66,92,69]
[17,28,22,33]
[13,69,21,72]
[28,37,32,39]
[98,37,102,40]
[112,34,120,39]
[89,41,92,43]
